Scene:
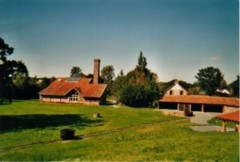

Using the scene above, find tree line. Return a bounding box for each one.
[0,38,55,103]
[0,37,239,106]
[72,52,239,107]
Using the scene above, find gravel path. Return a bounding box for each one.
[160,109,234,132]
[189,112,220,125]
[189,125,221,132]
[189,112,235,132]
[189,112,221,132]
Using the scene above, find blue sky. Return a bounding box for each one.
[1,0,239,83]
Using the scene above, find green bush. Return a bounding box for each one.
[120,85,158,107]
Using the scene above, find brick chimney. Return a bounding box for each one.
[93,58,100,84]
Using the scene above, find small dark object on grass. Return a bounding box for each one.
[93,113,101,118]
[60,129,75,140]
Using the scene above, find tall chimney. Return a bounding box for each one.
[93,58,100,84]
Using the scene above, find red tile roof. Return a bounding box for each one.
[40,77,107,98]
[159,95,240,107]
[216,111,240,123]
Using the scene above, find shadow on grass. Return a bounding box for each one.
[0,99,32,105]
[0,114,103,133]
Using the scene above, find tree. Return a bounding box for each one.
[195,66,225,95]
[25,76,55,99]
[138,51,147,69]
[229,75,239,97]
[101,65,115,84]
[12,68,29,99]
[101,65,115,96]
[70,66,84,77]
[188,82,201,95]
[0,38,14,63]
[118,52,159,107]
[0,38,28,103]
[120,85,151,107]
[37,77,52,90]
[12,63,29,89]
[112,69,126,101]
[0,38,13,102]
[24,76,41,99]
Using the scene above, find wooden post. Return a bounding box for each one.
[201,104,204,112]
[235,124,240,132]
[177,103,179,111]
[221,120,227,132]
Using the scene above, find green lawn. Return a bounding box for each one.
[0,100,239,161]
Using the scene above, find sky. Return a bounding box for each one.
[0,0,239,83]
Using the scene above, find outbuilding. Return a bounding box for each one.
[159,95,240,113]
[216,111,240,132]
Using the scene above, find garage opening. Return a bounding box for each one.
[159,102,178,110]
[204,104,223,113]
[192,104,202,111]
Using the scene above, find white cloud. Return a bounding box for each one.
[209,56,221,61]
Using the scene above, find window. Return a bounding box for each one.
[169,90,173,95]
[69,91,78,102]
[180,90,183,95]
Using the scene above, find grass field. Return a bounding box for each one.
[0,100,239,161]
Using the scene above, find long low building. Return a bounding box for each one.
[158,95,240,113]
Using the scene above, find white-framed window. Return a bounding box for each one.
[69,91,78,102]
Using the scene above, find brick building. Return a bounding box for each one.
[39,59,107,105]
